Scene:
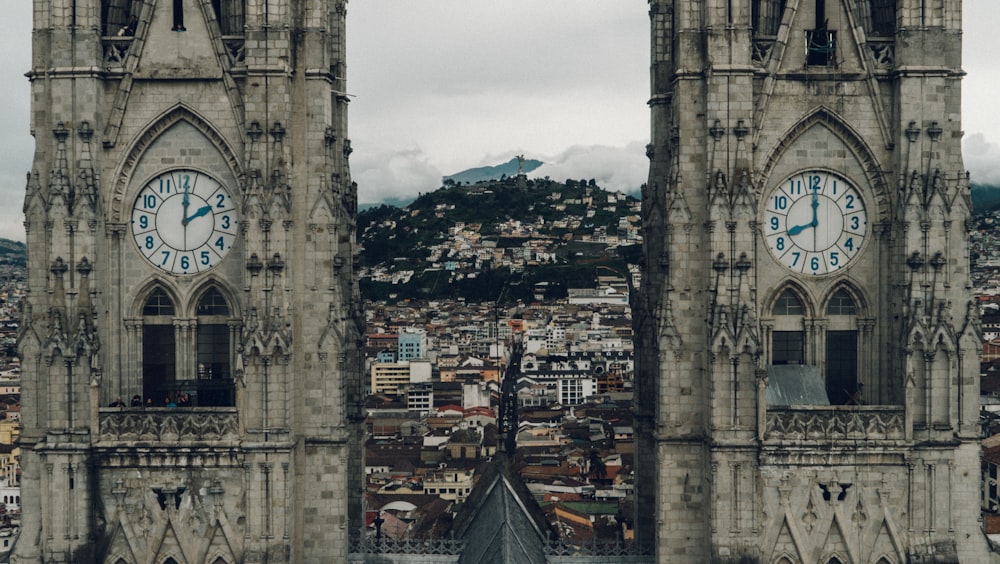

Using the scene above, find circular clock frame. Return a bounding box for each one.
[762,170,868,275]
[130,169,239,275]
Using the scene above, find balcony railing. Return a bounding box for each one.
[98,407,239,443]
[765,405,904,442]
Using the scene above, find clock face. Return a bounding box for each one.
[131,169,238,275]
[763,170,867,275]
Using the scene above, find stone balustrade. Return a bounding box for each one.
[765,405,905,442]
[98,408,239,443]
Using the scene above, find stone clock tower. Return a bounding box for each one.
[16,1,363,562]
[637,0,989,562]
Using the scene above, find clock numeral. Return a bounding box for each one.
[776,237,785,251]
[831,180,838,195]
[844,237,854,252]
[810,256,820,271]
[773,195,788,210]
[143,194,157,209]
[145,235,155,250]
[180,255,190,270]
[158,178,171,194]
[201,251,211,266]
[216,194,227,208]
[830,252,839,266]
[160,250,171,266]
[769,217,779,231]
[215,236,226,251]
[850,216,860,230]
[180,174,190,190]
[791,252,801,267]
[789,180,802,195]
[809,175,821,191]
[221,215,231,230]
[844,194,855,209]
[138,215,149,230]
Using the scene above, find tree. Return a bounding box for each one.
[588,448,607,481]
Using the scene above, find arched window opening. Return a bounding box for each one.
[101,0,143,36]
[826,289,857,315]
[211,0,246,35]
[195,288,234,407]
[826,289,859,405]
[772,289,804,365]
[859,0,896,37]
[172,0,186,32]
[142,289,176,406]
[752,0,787,36]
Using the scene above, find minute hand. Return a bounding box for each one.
[185,205,212,223]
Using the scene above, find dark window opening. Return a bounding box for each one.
[826,331,858,404]
[862,0,896,36]
[101,0,143,36]
[193,288,234,407]
[806,29,836,65]
[172,0,186,31]
[772,331,804,365]
[807,0,835,66]
[752,0,787,36]
[143,324,176,404]
[211,0,246,35]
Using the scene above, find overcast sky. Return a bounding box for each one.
[0,1,997,241]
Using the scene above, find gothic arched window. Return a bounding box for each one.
[137,286,235,408]
[142,288,176,405]
[195,288,234,407]
[772,289,804,364]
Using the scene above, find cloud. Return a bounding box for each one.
[964,133,1000,186]
[354,147,443,204]
[530,142,648,193]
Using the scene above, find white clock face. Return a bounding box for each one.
[763,171,867,275]
[131,169,238,275]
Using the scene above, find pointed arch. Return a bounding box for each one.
[821,281,869,319]
[130,281,180,319]
[765,280,817,319]
[758,106,891,222]
[109,104,244,222]
[186,277,241,319]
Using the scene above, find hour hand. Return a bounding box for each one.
[787,220,816,236]
[185,205,212,224]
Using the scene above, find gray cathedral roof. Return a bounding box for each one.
[453,456,554,564]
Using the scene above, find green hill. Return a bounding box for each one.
[357,176,640,303]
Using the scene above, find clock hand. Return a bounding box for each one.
[787,222,814,236]
[185,205,213,223]
[181,183,191,226]
[810,188,819,225]
[788,190,822,236]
